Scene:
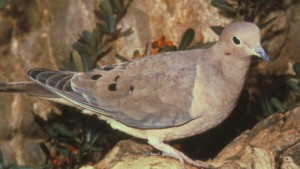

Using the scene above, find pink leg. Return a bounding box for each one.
[148,138,213,169]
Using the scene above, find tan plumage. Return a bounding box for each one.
[0,21,270,168]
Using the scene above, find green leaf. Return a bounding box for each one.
[115,53,129,62]
[71,51,85,72]
[95,26,104,45]
[286,79,300,94]
[265,100,275,115]
[88,146,103,152]
[260,97,275,116]
[189,41,216,49]
[52,123,76,137]
[81,53,93,71]
[259,17,277,29]
[286,101,296,111]
[94,9,108,20]
[107,15,116,33]
[97,23,110,34]
[110,0,125,15]
[210,26,224,36]
[82,31,91,44]
[86,129,93,144]
[56,146,70,156]
[158,46,177,52]
[91,133,101,145]
[119,27,133,37]
[211,0,236,13]
[90,29,98,52]
[270,97,286,112]
[179,28,195,50]
[72,42,93,56]
[293,63,300,79]
[33,113,56,136]
[100,0,113,15]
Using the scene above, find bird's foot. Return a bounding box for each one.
[179,152,213,168]
[148,138,214,169]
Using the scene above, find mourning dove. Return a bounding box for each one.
[0,21,270,168]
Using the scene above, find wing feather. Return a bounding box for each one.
[27,52,196,128]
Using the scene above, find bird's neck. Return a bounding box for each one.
[205,43,251,104]
[213,42,251,80]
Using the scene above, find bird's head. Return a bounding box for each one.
[218,21,270,62]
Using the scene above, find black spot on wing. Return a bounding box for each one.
[129,86,134,91]
[108,83,117,91]
[103,65,115,71]
[114,76,120,82]
[91,74,102,80]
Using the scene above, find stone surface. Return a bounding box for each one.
[213,107,300,169]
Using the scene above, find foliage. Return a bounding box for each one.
[35,111,105,169]
[211,0,277,32]
[260,63,300,116]
[211,0,277,28]
[62,0,133,72]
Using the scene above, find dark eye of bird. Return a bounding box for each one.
[232,36,241,45]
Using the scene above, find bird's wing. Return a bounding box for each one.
[27,51,198,129]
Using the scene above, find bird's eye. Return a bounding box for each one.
[232,36,241,45]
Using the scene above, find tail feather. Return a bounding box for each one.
[0,81,56,98]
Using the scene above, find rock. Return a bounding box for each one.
[92,107,300,169]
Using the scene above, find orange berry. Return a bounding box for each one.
[165,40,174,47]
[51,158,61,167]
[157,40,165,48]
[150,49,158,55]
[87,161,94,166]
[69,146,78,154]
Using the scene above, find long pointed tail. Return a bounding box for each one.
[0,81,56,98]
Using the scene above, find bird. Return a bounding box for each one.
[0,21,270,169]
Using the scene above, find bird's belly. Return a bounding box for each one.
[90,107,232,142]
